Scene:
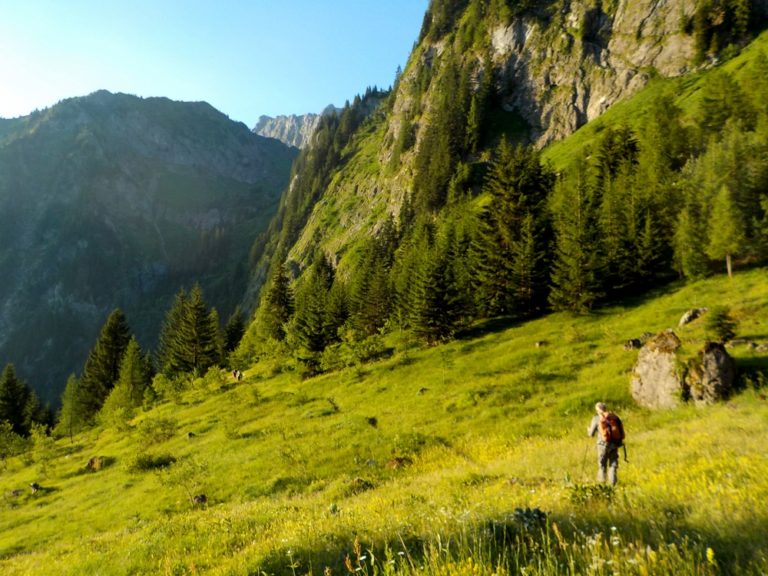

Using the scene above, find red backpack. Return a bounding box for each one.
[599,412,625,445]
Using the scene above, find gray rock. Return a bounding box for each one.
[685,342,737,406]
[678,307,709,327]
[630,330,683,410]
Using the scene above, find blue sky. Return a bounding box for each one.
[0,0,429,127]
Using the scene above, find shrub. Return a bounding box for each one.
[136,416,178,444]
[128,452,176,472]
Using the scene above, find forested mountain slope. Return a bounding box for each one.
[240,0,768,374]
[0,91,296,403]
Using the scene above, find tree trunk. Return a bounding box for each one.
[726,253,733,279]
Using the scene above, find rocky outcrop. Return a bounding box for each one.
[631,331,737,409]
[489,0,700,145]
[254,113,321,149]
[686,342,737,405]
[254,106,340,149]
[631,330,684,410]
[679,307,708,327]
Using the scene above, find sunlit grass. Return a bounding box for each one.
[1,269,767,574]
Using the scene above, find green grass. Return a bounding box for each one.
[1,269,767,574]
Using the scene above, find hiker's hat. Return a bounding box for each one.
[595,402,607,413]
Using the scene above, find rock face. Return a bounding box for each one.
[631,330,684,410]
[254,113,321,149]
[253,106,340,149]
[686,342,737,405]
[631,331,738,409]
[490,0,701,146]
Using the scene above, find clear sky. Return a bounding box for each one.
[0,0,429,127]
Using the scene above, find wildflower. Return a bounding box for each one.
[706,547,716,566]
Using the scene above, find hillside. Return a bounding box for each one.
[0,91,297,404]
[1,270,766,574]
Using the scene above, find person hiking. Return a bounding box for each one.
[587,402,625,485]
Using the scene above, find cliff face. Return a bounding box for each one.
[489,0,698,145]
[0,91,296,402]
[253,106,340,149]
[253,113,321,149]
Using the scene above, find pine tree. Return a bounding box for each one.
[549,165,603,313]
[101,337,150,427]
[673,200,710,280]
[410,230,461,344]
[157,289,187,376]
[77,309,132,424]
[474,140,553,317]
[224,307,246,354]
[172,284,221,375]
[707,185,746,278]
[0,364,31,436]
[54,374,86,441]
[261,263,294,342]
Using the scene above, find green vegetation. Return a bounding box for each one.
[1,270,767,574]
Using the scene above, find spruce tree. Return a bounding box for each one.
[261,263,294,342]
[157,289,187,376]
[55,374,86,441]
[549,165,602,313]
[172,284,221,375]
[0,364,31,435]
[707,185,746,278]
[224,307,247,354]
[101,337,150,427]
[474,140,553,317]
[77,309,132,424]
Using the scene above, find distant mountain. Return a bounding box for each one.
[0,90,297,404]
[253,105,340,149]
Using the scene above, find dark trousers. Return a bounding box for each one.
[597,442,619,485]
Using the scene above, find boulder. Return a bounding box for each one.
[630,330,684,409]
[678,307,708,327]
[685,342,737,406]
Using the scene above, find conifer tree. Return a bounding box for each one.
[101,337,150,427]
[78,309,132,423]
[673,200,710,280]
[0,364,31,436]
[55,374,85,441]
[261,263,294,342]
[549,164,602,313]
[172,284,221,375]
[224,307,247,354]
[410,229,461,343]
[157,289,187,376]
[474,140,553,317]
[707,185,746,278]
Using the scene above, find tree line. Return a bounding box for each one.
[0,284,246,451]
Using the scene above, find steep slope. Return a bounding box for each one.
[0,91,297,403]
[250,0,767,283]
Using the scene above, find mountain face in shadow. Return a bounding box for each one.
[0,91,297,404]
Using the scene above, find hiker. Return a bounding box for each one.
[587,402,624,485]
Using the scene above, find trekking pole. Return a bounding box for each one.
[623,444,629,464]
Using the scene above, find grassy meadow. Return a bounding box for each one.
[1,268,767,574]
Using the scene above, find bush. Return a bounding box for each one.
[136,416,178,444]
[128,452,176,472]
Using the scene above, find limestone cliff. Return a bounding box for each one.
[253,105,340,149]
